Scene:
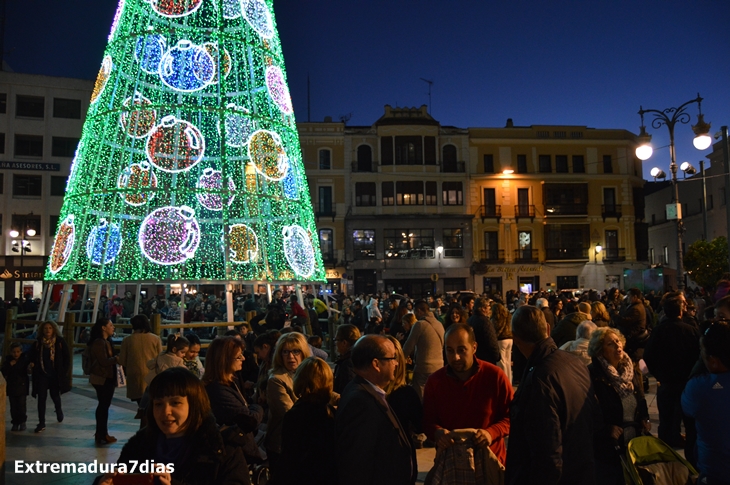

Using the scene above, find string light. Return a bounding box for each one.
[46,0,326,284]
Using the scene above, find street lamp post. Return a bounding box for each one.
[9,221,36,299]
[635,94,712,291]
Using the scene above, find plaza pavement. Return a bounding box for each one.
[3,354,663,484]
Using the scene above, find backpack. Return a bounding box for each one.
[81,346,91,375]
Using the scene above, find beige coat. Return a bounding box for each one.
[118,332,163,400]
[264,370,297,454]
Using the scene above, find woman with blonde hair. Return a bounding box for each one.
[591,301,611,327]
[280,357,336,485]
[265,332,311,479]
[385,335,421,485]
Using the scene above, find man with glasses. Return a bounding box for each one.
[336,335,413,485]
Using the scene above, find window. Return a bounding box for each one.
[381,136,393,165]
[16,95,44,118]
[317,186,333,214]
[0,132,4,154]
[52,137,79,157]
[603,155,613,174]
[0,173,3,193]
[663,246,669,265]
[555,155,568,173]
[53,98,82,119]
[539,155,552,173]
[353,230,375,259]
[319,229,334,262]
[425,181,437,205]
[517,155,527,173]
[14,134,43,157]
[484,231,498,251]
[604,188,616,210]
[483,188,496,211]
[355,182,376,206]
[709,195,714,210]
[384,229,434,259]
[572,155,585,173]
[544,184,589,215]
[396,181,423,205]
[50,215,59,235]
[0,93,6,113]
[442,182,463,206]
[649,248,655,265]
[356,145,373,172]
[483,154,494,173]
[13,175,42,197]
[382,182,394,206]
[544,224,590,259]
[319,149,331,170]
[51,176,67,196]
[395,136,422,165]
[424,136,437,165]
[442,229,463,258]
[11,214,41,237]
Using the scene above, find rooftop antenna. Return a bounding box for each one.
[420,78,433,115]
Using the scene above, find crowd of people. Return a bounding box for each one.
[2,283,729,484]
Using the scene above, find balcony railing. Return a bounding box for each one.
[441,161,466,173]
[544,204,588,216]
[514,249,539,263]
[602,204,623,221]
[545,247,589,260]
[514,205,535,221]
[480,249,505,263]
[602,247,626,262]
[315,208,337,221]
[479,205,502,221]
[322,254,337,266]
[351,160,376,172]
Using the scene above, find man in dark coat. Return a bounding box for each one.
[617,288,649,360]
[550,301,592,348]
[467,297,500,365]
[507,305,599,485]
[644,296,700,448]
[336,335,414,485]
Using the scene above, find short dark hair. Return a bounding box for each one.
[664,297,683,319]
[444,323,476,344]
[511,306,549,343]
[147,367,211,437]
[351,335,389,370]
[628,288,643,298]
[703,322,730,368]
[461,294,475,306]
[414,300,430,314]
[130,314,152,333]
[335,324,361,346]
[253,330,280,350]
[185,333,202,346]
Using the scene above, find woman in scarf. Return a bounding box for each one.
[29,321,71,433]
[588,327,651,485]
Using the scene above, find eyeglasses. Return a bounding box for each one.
[281,349,303,357]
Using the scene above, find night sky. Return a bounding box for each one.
[5,0,729,175]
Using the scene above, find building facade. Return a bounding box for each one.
[0,72,94,301]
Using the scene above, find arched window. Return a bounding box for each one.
[356,145,373,172]
[442,145,458,172]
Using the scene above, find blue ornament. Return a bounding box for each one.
[135,34,166,74]
[282,163,298,199]
[86,219,123,265]
[159,40,215,92]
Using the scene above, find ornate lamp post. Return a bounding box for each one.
[635,94,712,290]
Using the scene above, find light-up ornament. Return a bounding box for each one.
[266,65,293,115]
[159,40,215,92]
[146,115,205,173]
[221,0,242,19]
[49,215,76,274]
[117,162,158,206]
[203,43,232,83]
[248,130,289,181]
[108,0,125,41]
[139,205,200,265]
[120,93,157,139]
[135,34,167,74]
[145,0,203,18]
[282,163,298,199]
[222,104,254,148]
[91,56,113,104]
[196,168,236,211]
[86,219,123,265]
[282,225,316,278]
[229,224,259,263]
[242,0,274,39]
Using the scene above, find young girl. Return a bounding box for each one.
[145,334,189,385]
[183,334,204,379]
[2,343,30,431]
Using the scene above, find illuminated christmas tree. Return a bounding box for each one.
[45,0,326,285]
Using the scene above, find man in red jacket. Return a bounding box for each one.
[422,323,513,465]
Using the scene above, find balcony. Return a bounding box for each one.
[480,249,505,263]
[478,205,502,222]
[321,254,338,266]
[441,160,466,173]
[315,208,336,222]
[545,247,589,260]
[602,204,623,221]
[386,248,435,259]
[602,247,626,262]
[514,205,535,221]
[351,160,376,172]
[544,204,588,216]
[514,249,539,263]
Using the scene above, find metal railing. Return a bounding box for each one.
[514,205,535,220]
[545,247,589,260]
[441,161,466,173]
[544,204,588,216]
[479,205,502,220]
[514,249,539,263]
[602,204,623,221]
[603,247,626,262]
[351,160,376,172]
[480,249,505,263]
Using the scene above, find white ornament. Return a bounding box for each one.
[282,225,316,278]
